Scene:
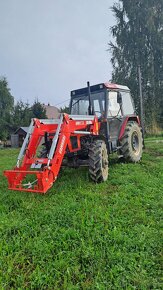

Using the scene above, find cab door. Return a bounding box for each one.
[107,90,123,142]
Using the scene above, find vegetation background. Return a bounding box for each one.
[0,77,47,141]
[109,0,163,133]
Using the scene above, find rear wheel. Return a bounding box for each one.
[89,139,109,182]
[120,121,143,162]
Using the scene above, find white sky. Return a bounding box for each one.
[0,0,115,107]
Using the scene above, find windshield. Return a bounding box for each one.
[71,91,105,117]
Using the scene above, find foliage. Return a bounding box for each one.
[60,105,70,114]
[31,100,47,119]
[0,77,47,139]
[12,101,32,131]
[0,140,162,288]
[109,0,163,129]
[0,77,14,140]
[12,100,47,132]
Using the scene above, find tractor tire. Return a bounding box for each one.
[120,121,143,162]
[89,139,109,182]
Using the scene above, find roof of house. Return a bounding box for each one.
[43,104,60,119]
[14,127,29,134]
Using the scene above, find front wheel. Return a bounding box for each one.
[120,121,143,162]
[88,139,109,182]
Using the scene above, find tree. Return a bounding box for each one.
[0,77,14,140]
[109,0,163,131]
[31,100,47,119]
[0,77,48,138]
[13,101,32,131]
[13,100,47,131]
[60,106,69,114]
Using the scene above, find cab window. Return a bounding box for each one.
[121,91,134,115]
[108,91,121,117]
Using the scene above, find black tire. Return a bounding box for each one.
[88,139,109,182]
[120,121,143,162]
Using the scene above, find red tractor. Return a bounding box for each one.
[4,82,143,194]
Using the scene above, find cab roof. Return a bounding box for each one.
[71,82,130,97]
[104,83,130,90]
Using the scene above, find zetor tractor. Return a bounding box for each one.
[4,82,143,194]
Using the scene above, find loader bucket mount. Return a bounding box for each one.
[4,114,64,194]
[4,113,99,194]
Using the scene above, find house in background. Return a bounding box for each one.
[43,104,60,119]
[11,127,28,147]
[11,104,60,147]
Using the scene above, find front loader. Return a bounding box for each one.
[4,82,143,194]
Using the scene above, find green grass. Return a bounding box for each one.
[0,140,162,289]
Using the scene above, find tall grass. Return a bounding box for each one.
[0,141,162,289]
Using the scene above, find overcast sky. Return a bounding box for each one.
[0,0,115,107]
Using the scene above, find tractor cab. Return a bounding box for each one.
[70,83,136,147]
[70,83,135,119]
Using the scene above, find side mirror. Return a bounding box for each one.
[117,92,122,104]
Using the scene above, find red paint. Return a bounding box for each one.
[4,115,99,194]
[104,83,118,89]
[118,116,140,140]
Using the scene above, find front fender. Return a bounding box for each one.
[118,116,140,140]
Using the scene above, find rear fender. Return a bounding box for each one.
[118,116,140,140]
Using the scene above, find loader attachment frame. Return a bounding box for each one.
[4,113,99,194]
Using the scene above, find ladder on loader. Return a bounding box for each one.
[4,114,99,194]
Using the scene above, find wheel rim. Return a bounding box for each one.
[131,131,140,155]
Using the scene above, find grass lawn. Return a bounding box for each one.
[0,139,162,289]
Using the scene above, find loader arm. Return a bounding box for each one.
[4,114,99,194]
